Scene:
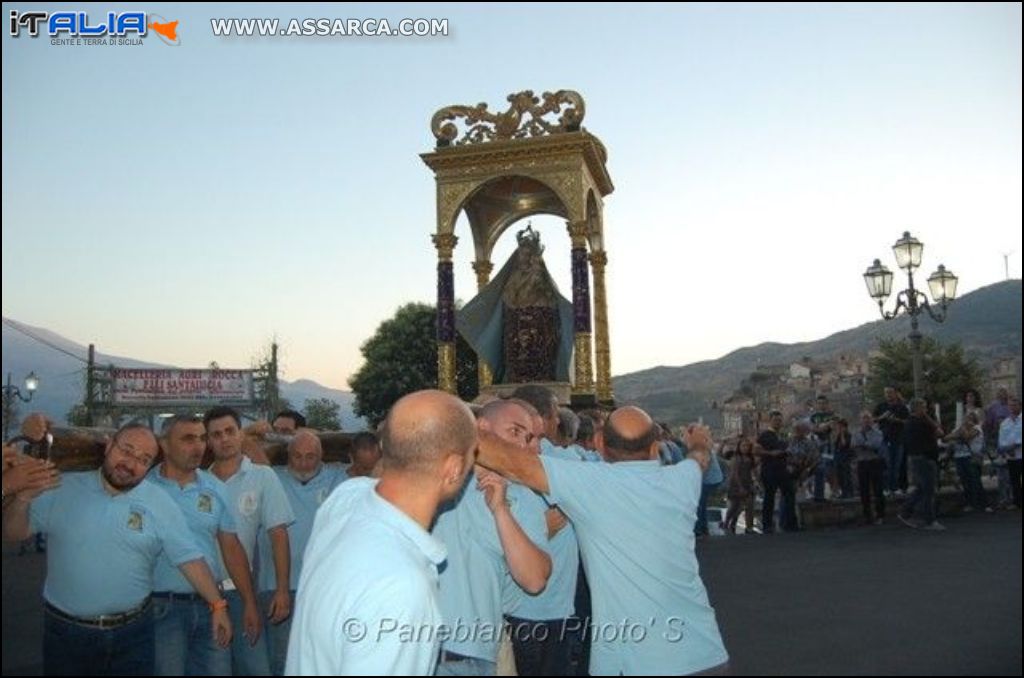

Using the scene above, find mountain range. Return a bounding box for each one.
[611,279,1022,424]
[3,279,1019,431]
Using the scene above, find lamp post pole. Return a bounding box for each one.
[2,371,39,441]
[863,232,959,399]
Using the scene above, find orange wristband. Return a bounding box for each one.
[209,598,228,613]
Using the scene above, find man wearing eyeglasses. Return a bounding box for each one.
[1,422,231,676]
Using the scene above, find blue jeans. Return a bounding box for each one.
[953,457,987,511]
[884,440,904,492]
[813,457,835,500]
[259,589,294,676]
[901,457,938,524]
[226,589,271,676]
[761,469,797,532]
[694,482,722,535]
[44,604,154,676]
[153,596,231,676]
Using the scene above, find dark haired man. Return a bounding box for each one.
[206,406,294,675]
[271,410,306,435]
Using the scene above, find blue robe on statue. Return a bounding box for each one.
[456,254,575,384]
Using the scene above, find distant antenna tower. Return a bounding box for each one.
[1003,250,1014,280]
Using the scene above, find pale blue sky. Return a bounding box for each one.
[3,3,1021,389]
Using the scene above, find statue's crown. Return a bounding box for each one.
[516,224,542,250]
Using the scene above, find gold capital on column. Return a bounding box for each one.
[437,343,457,393]
[573,332,595,395]
[471,260,493,290]
[566,220,589,248]
[589,250,612,403]
[432,233,459,261]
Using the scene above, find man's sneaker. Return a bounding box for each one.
[874,518,885,526]
[898,514,919,528]
[922,521,946,531]
[984,506,995,513]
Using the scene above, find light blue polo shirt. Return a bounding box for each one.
[149,466,237,593]
[563,441,603,463]
[433,471,549,662]
[29,470,203,617]
[256,464,344,592]
[503,440,581,621]
[541,456,729,676]
[218,456,294,582]
[286,478,447,676]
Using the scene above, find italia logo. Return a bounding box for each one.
[9,10,180,45]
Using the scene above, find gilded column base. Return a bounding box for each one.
[572,332,595,395]
[478,361,493,388]
[437,342,457,394]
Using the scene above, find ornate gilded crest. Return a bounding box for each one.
[431,90,585,147]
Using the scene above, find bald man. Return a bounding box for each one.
[477,406,729,676]
[257,431,345,675]
[433,399,551,676]
[286,391,478,676]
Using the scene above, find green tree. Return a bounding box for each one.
[866,338,984,428]
[303,398,342,431]
[348,303,478,426]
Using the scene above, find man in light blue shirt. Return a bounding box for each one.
[852,411,886,525]
[257,430,344,675]
[501,387,587,677]
[2,422,231,676]
[477,406,729,676]
[287,390,479,676]
[503,437,582,677]
[433,399,552,676]
[206,406,295,676]
[150,415,259,676]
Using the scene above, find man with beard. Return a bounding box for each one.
[2,422,231,676]
[257,430,344,675]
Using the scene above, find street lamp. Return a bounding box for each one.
[2,371,40,441]
[863,231,958,398]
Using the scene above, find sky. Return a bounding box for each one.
[2,3,1021,391]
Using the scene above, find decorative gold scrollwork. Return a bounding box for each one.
[432,90,586,147]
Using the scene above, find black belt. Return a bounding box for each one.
[440,650,476,663]
[44,598,151,629]
[152,591,205,603]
